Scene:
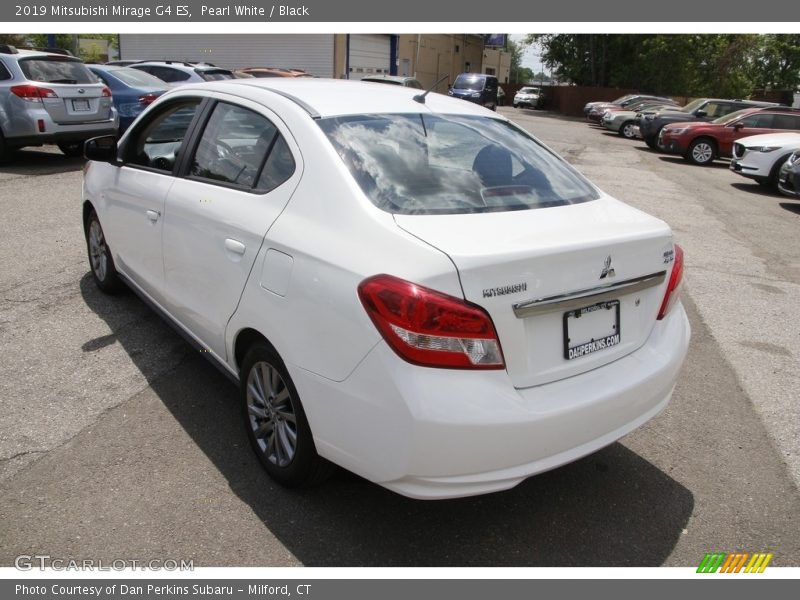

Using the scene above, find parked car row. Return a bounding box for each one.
[0,45,331,159]
[584,92,800,198]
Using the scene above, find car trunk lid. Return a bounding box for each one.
[394,196,675,388]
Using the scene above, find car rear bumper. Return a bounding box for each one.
[3,107,118,148]
[292,302,691,499]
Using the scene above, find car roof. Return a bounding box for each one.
[134,61,229,71]
[4,48,81,61]
[168,78,498,119]
[362,75,416,82]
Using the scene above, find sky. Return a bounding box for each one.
[509,34,545,73]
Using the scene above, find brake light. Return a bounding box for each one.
[10,84,58,101]
[101,86,112,97]
[657,244,684,320]
[138,93,159,105]
[358,274,505,369]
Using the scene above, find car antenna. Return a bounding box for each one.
[413,74,449,104]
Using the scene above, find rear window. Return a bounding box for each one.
[19,57,95,84]
[318,113,599,215]
[197,69,234,81]
[109,67,169,89]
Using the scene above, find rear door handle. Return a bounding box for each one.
[224,238,246,255]
[146,209,160,222]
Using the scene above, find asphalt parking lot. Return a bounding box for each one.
[1,108,799,567]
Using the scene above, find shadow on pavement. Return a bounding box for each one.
[729,182,781,197]
[779,201,800,216]
[0,146,85,177]
[657,155,730,169]
[77,274,694,567]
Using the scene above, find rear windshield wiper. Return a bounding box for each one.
[49,78,78,84]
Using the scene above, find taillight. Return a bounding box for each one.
[10,84,58,102]
[657,244,684,320]
[138,93,159,105]
[101,86,112,97]
[358,274,505,369]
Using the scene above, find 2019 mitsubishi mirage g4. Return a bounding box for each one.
[81,78,690,499]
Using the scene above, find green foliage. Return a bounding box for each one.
[750,34,800,91]
[7,34,117,60]
[525,34,798,98]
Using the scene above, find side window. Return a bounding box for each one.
[738,114,774,128]
[256,134,296,192]
[92,72,111,86]
[123,101,201,172]
[773,114,800,130]
[702,103,724,118]
[0,60,11,81]
[189,102,294,191]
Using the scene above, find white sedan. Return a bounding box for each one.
[730,131,800,189]
[81,79,690,499]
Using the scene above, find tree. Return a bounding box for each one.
[0,34,28,47]
[751,34,800,91]
[525,34,763,98]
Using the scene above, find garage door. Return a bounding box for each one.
[349,34,391,80]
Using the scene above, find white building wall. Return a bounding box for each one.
[119,34,335,77]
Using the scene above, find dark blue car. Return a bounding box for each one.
[448,73,500,111]
[89,65,169,133]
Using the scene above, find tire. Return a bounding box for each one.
[644,135,658,149]
[58,141,84,157]
[85,209,125,294]
[0,131,11,164]
[619,121,637,139]
[513,103,518,108]
[241,343,334,488]
[766,153,793,189]
[685,137,716,166]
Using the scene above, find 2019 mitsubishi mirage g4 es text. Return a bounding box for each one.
[81,79,690,499]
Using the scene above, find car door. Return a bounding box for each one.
[102,98,203,304]
[161,97,301,358]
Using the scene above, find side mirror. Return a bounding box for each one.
[733,122,744,131]
[695,110,707,118]
[84,135,118,162]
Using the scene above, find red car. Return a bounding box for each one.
[659,107,800,165]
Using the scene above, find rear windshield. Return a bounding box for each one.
[19,57,95,84]
[109,67,169,89]
[196,69,234,81]
[453,76,485,91]
[318,113,599,215]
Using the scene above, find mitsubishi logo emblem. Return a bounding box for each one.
[599,255,615,279]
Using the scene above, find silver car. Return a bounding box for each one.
[0,45,118,160]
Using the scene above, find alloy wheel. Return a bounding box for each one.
[88,220,108,282]
[246,361,298,467]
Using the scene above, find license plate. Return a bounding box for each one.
[72,99,90,111]
[563,300,621,360]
